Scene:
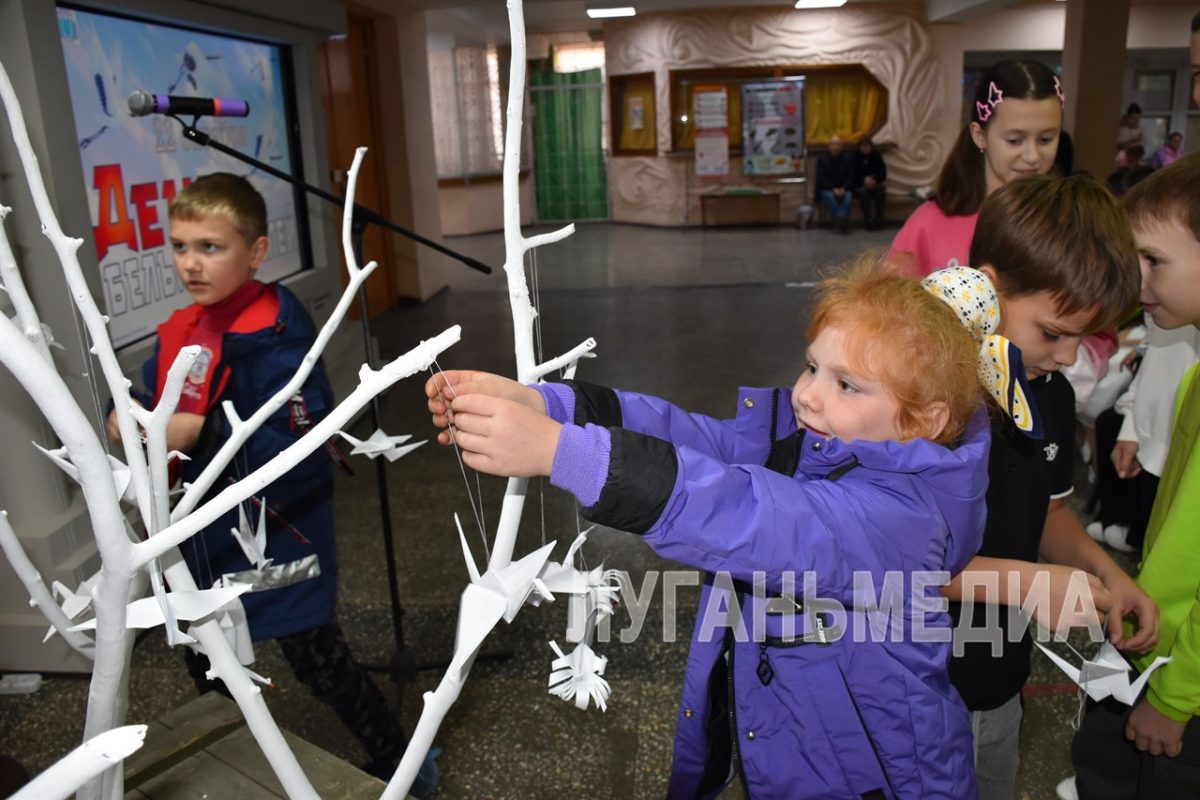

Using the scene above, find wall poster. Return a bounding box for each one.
[742,79,805,175]
[693,84,728,176]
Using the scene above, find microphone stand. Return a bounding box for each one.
[170,115,503,689]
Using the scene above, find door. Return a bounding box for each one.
[317,15,396,318]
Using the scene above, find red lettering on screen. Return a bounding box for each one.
[92,164,137,261]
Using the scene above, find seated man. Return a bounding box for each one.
[853,136,888,231]
[817,134,855,233]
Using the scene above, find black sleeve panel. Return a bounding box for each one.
[560,380,623,428]
[581,428,678,535]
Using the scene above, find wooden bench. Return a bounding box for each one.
[124,693,393,799]
[700,191,781,226]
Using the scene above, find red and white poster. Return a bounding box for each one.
[693,85,729,176]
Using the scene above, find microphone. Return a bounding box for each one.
[127,90,250,118]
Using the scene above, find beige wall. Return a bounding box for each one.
[439,174,535,236]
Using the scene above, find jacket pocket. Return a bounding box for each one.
[799,657,897,799]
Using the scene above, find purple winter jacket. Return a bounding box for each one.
[543,382,989,799]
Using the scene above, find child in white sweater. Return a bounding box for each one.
[1089,316,1200,551]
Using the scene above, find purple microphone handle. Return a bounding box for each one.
[153,94,250,117]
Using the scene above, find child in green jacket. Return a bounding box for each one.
[1069,152,1200,798]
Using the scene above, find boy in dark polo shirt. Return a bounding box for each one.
[941,175,1158,800]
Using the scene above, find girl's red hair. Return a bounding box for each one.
[808,253,981,445]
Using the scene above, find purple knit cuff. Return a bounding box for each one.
[549,423,611,508]
[532,382,576,424]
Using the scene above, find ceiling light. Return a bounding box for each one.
[795,0,847,8]
[587,6,636,18]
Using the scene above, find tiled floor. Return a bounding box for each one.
[0,221,1128,799]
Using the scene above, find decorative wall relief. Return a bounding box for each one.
[605,4,945,225]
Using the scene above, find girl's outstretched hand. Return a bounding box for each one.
[446,393,561,478]
[424,369,545,445]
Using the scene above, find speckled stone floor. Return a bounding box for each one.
[0,222,1140,799]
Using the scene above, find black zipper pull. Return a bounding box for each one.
[756,642,774,686]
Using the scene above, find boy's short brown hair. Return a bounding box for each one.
[969,174,1139,330]
[809,252,981,446]
[1122,152,1200,244]
[169,172,267,244]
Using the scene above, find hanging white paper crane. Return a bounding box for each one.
[336,428,426,462]
[1036,640,1171,705]
[34,444,135,503]
[68,584,252,635]
[229,499,271,569]
[43,572,102,643]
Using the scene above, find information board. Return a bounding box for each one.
[741,80,805,176]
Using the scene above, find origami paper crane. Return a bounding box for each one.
[212,599,255,666]
[35,443,134,503]
[337,428,426,462]
[43,571,101,642]
[69,584,253,634]
[451,514,556,667]
[230,499,271,569]
[1036,640,1171,705]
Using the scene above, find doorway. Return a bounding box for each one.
[317,14,397,318]
[531,67,609,221]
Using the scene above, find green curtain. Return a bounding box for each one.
[532,68,608,221]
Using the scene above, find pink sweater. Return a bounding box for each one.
[889,201,979,276]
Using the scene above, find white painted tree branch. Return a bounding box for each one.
[135,326,461,567]
[487,0,592,572]
[0,60,155,532]
[1,62,368,800]
[388,2,599,795]
[103,329,455,797]
[125,343,321,799]
[380,651,476,800]
[501,0,551,390]
[0,510,95,657]
[0,206,52,364]
[341,147,374,279]
[8,725,147,800]
[522,223,575,252]
[526,337,598,384]
[0,60,453,800]
[0,312,135,800]
[132,346,201,646]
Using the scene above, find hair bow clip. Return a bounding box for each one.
[922,267,1045,439]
